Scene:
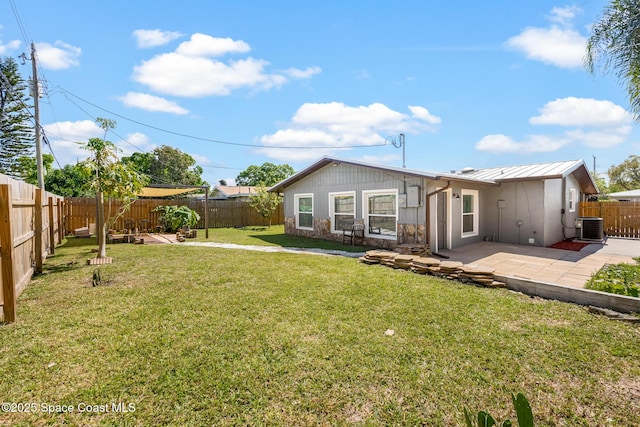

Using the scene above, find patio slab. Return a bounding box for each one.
[440,237,638,289]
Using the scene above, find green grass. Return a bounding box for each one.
[1,236,639,426]
[192,224,373,252]
[585,257,640,297]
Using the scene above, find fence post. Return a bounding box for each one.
[57,199,63,243]
[48,196,55,255]
[35,188,43,274]
[0,184,16,323]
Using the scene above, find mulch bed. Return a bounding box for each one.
[548,240,591,251]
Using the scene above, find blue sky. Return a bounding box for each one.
[1,0,636,186]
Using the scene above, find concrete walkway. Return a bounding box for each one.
[440,238,638,289]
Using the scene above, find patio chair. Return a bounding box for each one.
[343,221,365,245]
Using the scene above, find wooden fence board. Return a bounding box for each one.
[0,174,64,324]
[64,197,284,232]
[579,201,640,239]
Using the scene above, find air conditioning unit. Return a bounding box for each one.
[576,217,603,240]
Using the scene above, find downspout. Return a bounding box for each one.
[425,179,451,251]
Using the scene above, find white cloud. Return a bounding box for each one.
[548,6,580,25]
[565,126,632,148]
[189,153,211,166]
[175,33,250,57]
[530,97,632,127]
[281,66,322,79]
[408,105,442,125]
[359,154,402,164]
[117,92,189,115]
[35,41,81,70]
[133,29,183,48]
[42,120,104,165]
[0,34,20,54]
[257,102,441,162]
[116,132,155,157]
[476,96,633,154]
[505,6,586,68]
[132,33,320,97]
[475,134,570,153]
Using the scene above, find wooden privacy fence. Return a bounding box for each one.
[1,174,64,323]
[579,201,640,239]
[64,197,284,232]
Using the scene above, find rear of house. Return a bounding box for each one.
[270,157,598,251]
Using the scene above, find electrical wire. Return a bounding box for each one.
[57,86,389,150]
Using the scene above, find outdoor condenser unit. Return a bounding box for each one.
[575,217,604,240]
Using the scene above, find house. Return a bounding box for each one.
[269,157,598,251]
[211,185,258,201]
[607,189,640,202]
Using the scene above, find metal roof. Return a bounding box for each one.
[454,160,598,194]
[453,160,582,181]
[269,157,598,194]
[269,156,496,192]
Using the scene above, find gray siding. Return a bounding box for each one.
[285,162,427,225]
[481,181,546,246]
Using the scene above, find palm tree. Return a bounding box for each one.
[585,0,640,120]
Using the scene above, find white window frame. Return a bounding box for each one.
[461,189,479,238]
[568,188,577,213]
[329,191,356,233]
[363,189,398,240]
[294,193,314,230]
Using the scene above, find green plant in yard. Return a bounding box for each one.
[585,257,640,297]
[464,393,534,427]
[153,205,200,232]
[248,186,282,227]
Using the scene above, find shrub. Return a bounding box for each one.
[153,205,200,232]
[585,257,640,297]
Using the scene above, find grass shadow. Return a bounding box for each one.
[250,233,373,253]
[59,236,98,248]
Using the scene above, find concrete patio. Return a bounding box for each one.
[440,237,638,289]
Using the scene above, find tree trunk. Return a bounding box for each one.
[96,191,107,258]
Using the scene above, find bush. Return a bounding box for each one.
[153,205,200,232]
[585,257,640,297]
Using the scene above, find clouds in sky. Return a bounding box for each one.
[117,92,189,115]
[131,31,321,98]
[476,97,632,153]
[43,120,155,165]
[35,41,82,70]
[258,102,441,162]
[505,5,586,68]
[132,29,183,48]
[0,26,20,54]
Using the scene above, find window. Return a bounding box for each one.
[569,188,577,212]
[461,189,478,238]
[294,194,313,230]
[364,190,397,238]
[330,192,355,232]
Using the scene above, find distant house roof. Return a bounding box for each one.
[269,156,599,194]
[607,189,640,201]
[212,185,258,199]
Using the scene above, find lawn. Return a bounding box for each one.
[191,224,372,252]
[0,234,639,426]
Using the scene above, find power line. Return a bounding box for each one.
[57,86,389,150]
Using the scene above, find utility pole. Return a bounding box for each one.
[30,42,44,189]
